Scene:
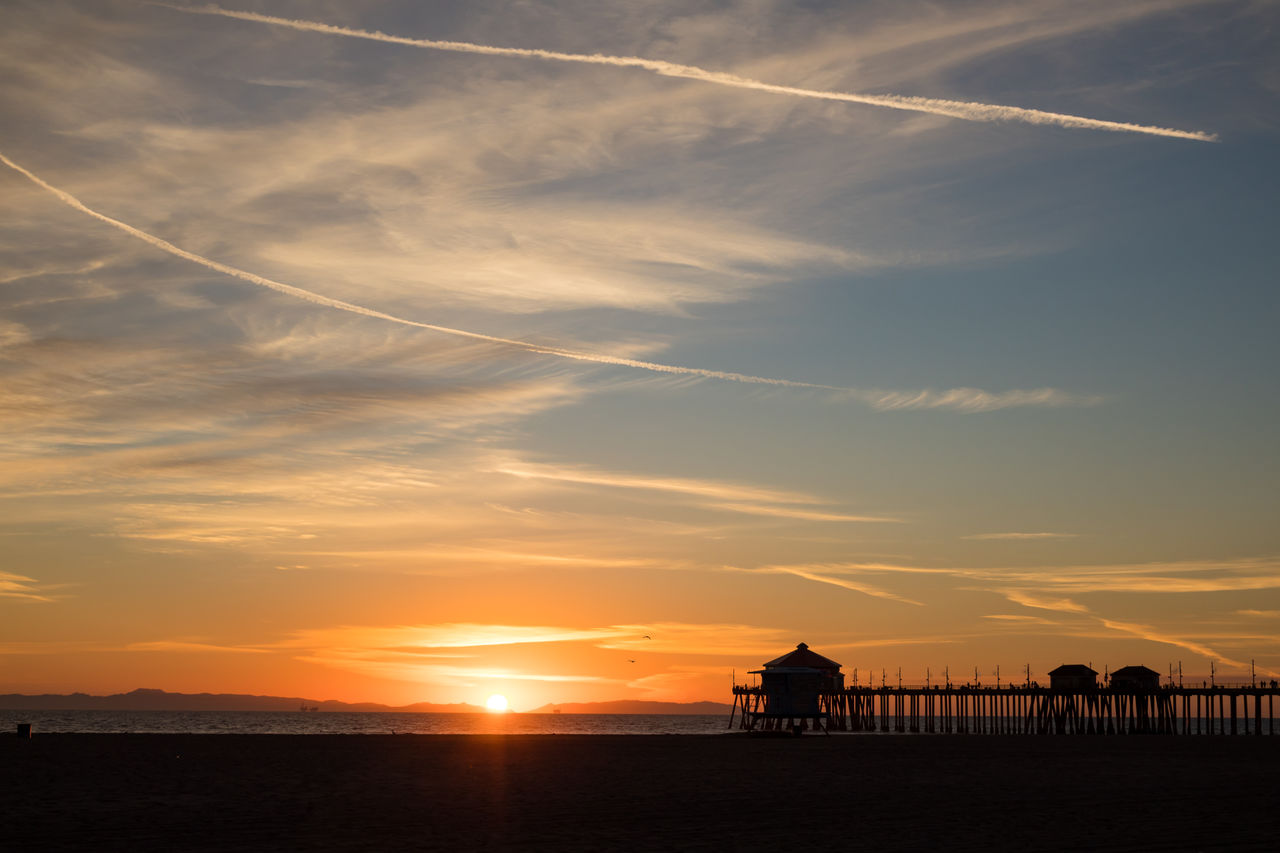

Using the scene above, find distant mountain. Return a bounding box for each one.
[0,688,486,713]
[528,700,733,715]
[0,689,735,714]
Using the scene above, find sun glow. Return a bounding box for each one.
[485,694,509,712]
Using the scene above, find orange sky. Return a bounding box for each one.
[2,1,1278,710]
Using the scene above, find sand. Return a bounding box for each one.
[4,733,1277,851]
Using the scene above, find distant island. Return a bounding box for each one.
[0,688,732,715]
[0,688,486,713]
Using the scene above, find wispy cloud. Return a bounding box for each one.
[626,665,735,700]
[124,640,269,654]
[735,563,924,605]
[495,461,818,504]
[982,614,1056,624]
[1097,618,1248,669]
[283,623,626,651]
[705,503,901,523]
[600,623,797,656]
[279,621,807,686]
[823,556,1280,596]
[998,585,1261,670]
[295,654,618,685]
[0,571,57,602]
[495,459,898,523]
[1,151,1090,411]
[858,387,1100,413]
[1002,590,1090,613]
[157,3,1217,142]
[963,532,1078,540]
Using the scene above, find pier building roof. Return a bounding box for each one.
[1111,665,1159,678]
[1048,663,1099,691]
[1048,664,1098,677]
[761,643,841,672]
[1110,665,1161,689]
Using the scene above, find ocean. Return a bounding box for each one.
[6,708,1272,736]
[0,709,732,735]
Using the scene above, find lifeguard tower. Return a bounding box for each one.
[735,643,844,733]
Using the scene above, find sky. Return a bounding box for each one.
[2,0,1278,710]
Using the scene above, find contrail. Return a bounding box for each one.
[153,3,1216,142]
[1,151,1094,411]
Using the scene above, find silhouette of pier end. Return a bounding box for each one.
[734,643,844,733]
[728,648,1280,735]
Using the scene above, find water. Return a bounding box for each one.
[6,709,1272,736]
[0,709,732,735]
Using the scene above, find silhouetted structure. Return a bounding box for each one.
[736,643,844,732]
[1110,665,1161,691]
[1049,664,1098,691]
[729,655,1279,735]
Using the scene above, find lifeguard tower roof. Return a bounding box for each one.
[761,642,841,672]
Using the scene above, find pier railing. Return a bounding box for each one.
[729,684,1280,735]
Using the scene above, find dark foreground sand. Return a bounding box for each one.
[3,733,1277,852]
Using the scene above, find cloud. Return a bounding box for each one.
[494,460,819,504]
[827,635,961,649]
[1000,558,1280,594]
[600,623,797,656]
[856,387,1102,412]
[279,620,808,685]
[1097,618,1248,669]
[158,3,1217,141]
[124,640,269,654]
[705,503,901,523]
[1003,590,1090,613]
[626,665,733,699]
[284,623,626,651]
[0,571,57,602]
[495,459,899,524]
[3,150,1092,411]
[839,556,1280,596]
[295,654,618,685]
[735,563,924,605]
[982,614,1056,624]
[279,623,631,685]
[963,532,1078,540]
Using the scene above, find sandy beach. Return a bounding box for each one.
[4,733,1277,852]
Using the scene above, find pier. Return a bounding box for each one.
[729,683,1280,735]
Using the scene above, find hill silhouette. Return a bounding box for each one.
[0,688,485,713]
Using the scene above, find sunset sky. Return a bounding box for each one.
[2,0,1278,710]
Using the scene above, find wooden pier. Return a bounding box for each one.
[729,684,1280,735]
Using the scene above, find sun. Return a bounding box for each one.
[485,694,509,712]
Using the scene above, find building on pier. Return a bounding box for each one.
[730,662,1279,736]
[1110,665,1161,691]
[1049,664,1098,691]
[751,643,843,729]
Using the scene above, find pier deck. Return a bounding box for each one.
[729,684,1280,735]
